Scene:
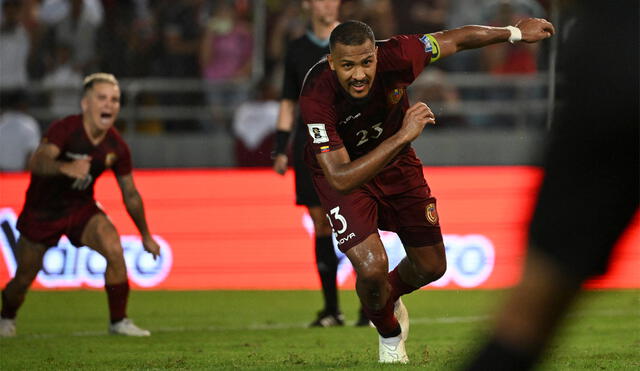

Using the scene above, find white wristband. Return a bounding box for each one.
[506,26,522,44]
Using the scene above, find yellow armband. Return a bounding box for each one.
[419,34,441,62]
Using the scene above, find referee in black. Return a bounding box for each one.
[272,0,367,327]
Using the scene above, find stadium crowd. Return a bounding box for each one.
[1,0,551,164]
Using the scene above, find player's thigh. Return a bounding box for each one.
[81,213,123,260]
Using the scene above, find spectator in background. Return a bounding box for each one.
[156,0,205,131]
[0,0,32,90]
[394,0,449,35]
[477,0,547,128]
[479,0,545,75]
[410,68,468,129]
[40,0,104,74]
[41,43,83,117]
[0,90,41,171]
[159,0,203,78]
[232,79,279,167]
[340,0,396,39]
[200,1,253,132]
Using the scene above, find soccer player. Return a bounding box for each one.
[465,2,639,370]
[273,0,364,327]
[0,73,160,337]
[299,19,554,362]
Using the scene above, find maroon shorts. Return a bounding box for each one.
[16,202,103,247]
[312,149,443,252]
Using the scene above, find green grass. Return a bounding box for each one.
[0,290,638,370]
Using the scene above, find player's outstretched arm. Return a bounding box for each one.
[317,102,435,194]
[431,18,555,60]
[116,173,160,259]
[29,142,91,179]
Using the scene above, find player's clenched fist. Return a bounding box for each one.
[516,18,555,42]
[399,102,436,143]
[60,158,92,179]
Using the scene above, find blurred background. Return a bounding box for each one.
[0,0,556,168]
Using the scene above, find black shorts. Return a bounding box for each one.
[293,129,320,207]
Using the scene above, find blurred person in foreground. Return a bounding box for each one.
[465,1,639,370]
[0,73,161,337]
[273,0,361,328]
[0,90,40,171]
[299,17,554,363]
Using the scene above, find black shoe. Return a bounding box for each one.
[355,307,372,327]
[309,310,345,327]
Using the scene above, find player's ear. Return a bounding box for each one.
[327,54,335,71]
[80,96,88,112]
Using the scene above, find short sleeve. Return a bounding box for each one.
[299,97,343,154]
[43,118,70,149]
[379,34,439,82]
[112,136,132,176]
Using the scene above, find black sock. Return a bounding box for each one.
[465,337,539,371]
[315,235,339,313]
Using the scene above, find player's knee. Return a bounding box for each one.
[429,260,447,281]
[101,243,125,264]
[414,258,446,285]
[357,265,388,288]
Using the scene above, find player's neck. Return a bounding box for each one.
[311,20,339,41]
[83,119,108,145]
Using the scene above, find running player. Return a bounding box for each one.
[0,73,160,337]
[299,18,554,362]
[273,0,369,327]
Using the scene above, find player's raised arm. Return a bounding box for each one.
[430,18,555,60]
[116,173,160,259]
[317,102,435,194]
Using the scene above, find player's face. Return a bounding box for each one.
[328,39,377,99]
[308,0,340,25]
[81,82,121,132]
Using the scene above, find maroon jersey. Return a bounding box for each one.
[300,34,435,173]
[22,115,132,219]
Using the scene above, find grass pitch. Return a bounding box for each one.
[0,289,638,370]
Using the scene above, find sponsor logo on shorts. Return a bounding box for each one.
[337,232,356,246]
[0,208,173,288]
[425,202,438,225]
[308,123,329,144]
[105,152,117,168]
[387,88,404,105]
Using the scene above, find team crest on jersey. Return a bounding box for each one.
[387,88,404,105]
[105,152,117,168]
[425,202,438,225]
[308,123,329,144]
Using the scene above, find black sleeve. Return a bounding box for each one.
[281,40,300,101]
